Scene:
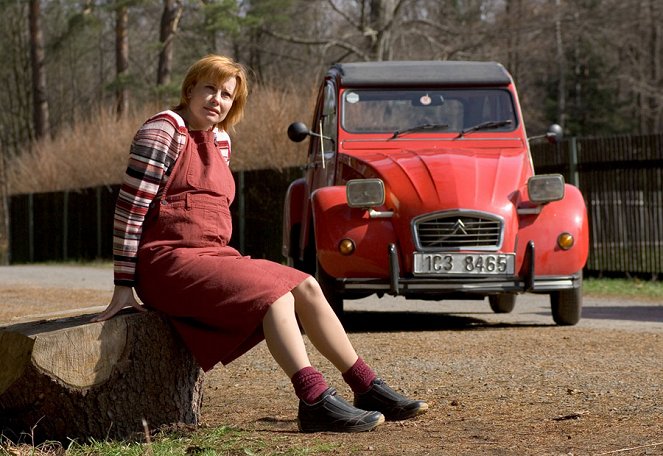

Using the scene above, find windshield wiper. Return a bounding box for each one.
[390,123,449,139]
[454,119,513,139]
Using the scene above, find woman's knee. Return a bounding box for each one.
[293,276,323,301]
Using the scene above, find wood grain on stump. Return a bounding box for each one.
[0,310,204,443]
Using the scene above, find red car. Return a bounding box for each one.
[283,61,589,325]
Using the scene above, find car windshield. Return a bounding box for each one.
[342,89,517,134]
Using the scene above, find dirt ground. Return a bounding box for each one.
[1,266,662,455]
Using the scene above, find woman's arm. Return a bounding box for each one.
[113,112,186,287]
[91,285,145,322]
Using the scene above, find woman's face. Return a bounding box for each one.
[183,76,237,131]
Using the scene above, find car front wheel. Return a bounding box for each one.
[550,287,582,326]
[488,293,516,313]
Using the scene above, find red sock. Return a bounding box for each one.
[342,357,377,394]
[291,366,329,404]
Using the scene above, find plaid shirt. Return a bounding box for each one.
[113,110,231,286]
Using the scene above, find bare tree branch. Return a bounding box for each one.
[261,28,370,61]
[326,0,359,29]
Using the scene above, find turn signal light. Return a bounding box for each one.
[338,238,355,256]
[557,232,574,250]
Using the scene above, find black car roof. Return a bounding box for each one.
[329,61,512,88]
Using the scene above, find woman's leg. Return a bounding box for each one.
[292,277,429,421]
[263,289,385,433]
[262,291,311,377]
[291,277,359,372]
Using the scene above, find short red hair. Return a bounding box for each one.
[174,55,249,131]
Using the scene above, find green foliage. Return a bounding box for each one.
[203,0,242,36]
[544,41,632,137]
[59,425,339,455]
[584,277,663,301]
[202,0,296,38]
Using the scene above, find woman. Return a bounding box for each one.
[93,55,428,433]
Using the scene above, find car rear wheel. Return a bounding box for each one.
[550,287,582,326]
[316,261,344,316]
[488,293,516,313]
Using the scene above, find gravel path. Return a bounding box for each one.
[1,265,662,455]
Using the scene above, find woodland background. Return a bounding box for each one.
[0,0,661,264]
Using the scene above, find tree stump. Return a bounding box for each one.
[0,310,204,443]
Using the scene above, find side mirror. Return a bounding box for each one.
[546,124,563,144]
[528,123,564,144]
[287,122,311,143]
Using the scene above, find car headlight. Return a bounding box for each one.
[346,179,385,208]
[528,174,565,203]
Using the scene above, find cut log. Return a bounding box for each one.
[0,310,204,443]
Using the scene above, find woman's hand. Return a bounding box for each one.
[91,285,146,322]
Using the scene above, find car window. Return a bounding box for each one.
[341,89,517,134]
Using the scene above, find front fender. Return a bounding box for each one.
[517,184,589,276]
[282,177,306,259]
[311,186,397,278]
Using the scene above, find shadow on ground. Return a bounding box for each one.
[581,305,663,323]
[341,310,550,333]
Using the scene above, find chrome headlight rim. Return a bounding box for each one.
[528,174,565,203]
[346,178,386,208]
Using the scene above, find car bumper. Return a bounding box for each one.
[337,242,582,298]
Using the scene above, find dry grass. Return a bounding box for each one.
[7,85,314,195]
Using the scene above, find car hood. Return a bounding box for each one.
[340,147,532,216]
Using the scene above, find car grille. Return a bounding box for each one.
[414,212,502,250]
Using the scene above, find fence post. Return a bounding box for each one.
[568,137,579,187]
[63,191,69,261]
[28,193,34,262]
[96,187,102,258]
[238,170,245,253]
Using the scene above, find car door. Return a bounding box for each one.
[307,80,338,191]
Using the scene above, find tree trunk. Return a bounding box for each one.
[554,0,566,129]
[367,0,399,61]
[0,311,204,443]
[115,4,129,118]
[646,0,661,133]
[157,0,183,86]
[28,0,50,139]
[505,0,521,82]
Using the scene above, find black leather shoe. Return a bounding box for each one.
[354,378,429,421]
[298,387,385,433]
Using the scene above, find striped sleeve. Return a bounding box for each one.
[113,111,187,286]
[215,129,232,165]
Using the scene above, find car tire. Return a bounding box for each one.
[316,261,344,316]
[488,293,516,313]
[550,286,582,326]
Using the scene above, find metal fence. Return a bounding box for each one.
[531,133,663,278]
[8,133,663,277]
[8,168,303,264]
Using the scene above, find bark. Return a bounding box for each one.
[366,0,402,61]
[554,0,566,129]
[0,311,204,443]
[115,4,129,118]
[505,0,521,82]
[157,0,183,86]
[646,0,661,133]
[28,0,50,139]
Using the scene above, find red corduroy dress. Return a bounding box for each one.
[135,128,309,371]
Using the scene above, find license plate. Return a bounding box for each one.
[413,252,515,275]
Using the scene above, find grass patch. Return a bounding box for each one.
[1,426,340,456]
[584,277,663,301]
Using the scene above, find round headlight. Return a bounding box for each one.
[557,232,574,250]
[338,238,355,256]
